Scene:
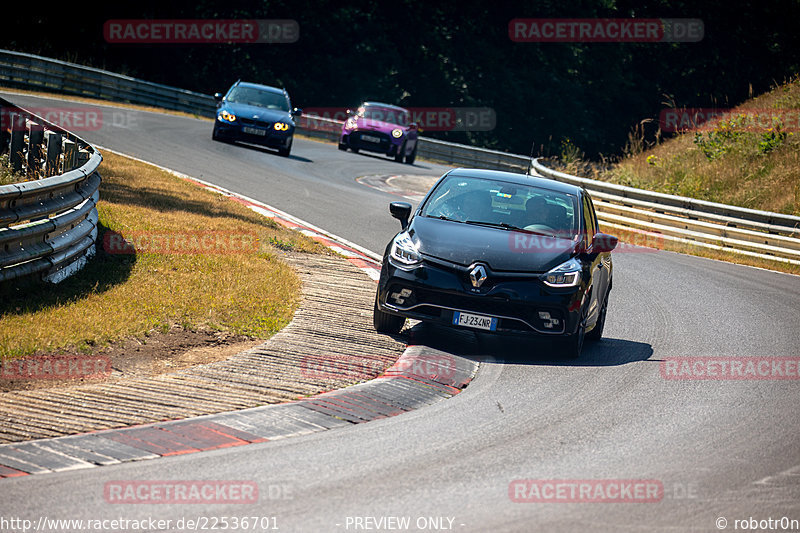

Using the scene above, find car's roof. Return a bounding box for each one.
[445,168,584,196]
[234,81,286,94]
[362,101,408,111]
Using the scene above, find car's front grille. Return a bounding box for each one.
[386,284,566,334]
[239,118,272,129]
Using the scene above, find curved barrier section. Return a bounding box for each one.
[0,96,102,283]
[531,158,800,265]
[0,49,214,118]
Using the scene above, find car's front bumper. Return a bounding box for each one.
[376,255,587,336]
[215,121,293,148]
[341,130,405,155]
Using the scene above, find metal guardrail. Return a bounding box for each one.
[3,49,798,267]
[0,49,216,118]
[531,158,800,265]
[0,49,531,171]
[0,96,102,284]
[298,114,529,172]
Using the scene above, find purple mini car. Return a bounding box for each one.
[339,102,419,164]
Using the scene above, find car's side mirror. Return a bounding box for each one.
[346,109,353,116]
[592,233,618,253]
[291,108,303,117]
[389,201,412,230]
[214,92,223,102]
[409,122,418,130]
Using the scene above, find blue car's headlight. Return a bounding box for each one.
[391,128,404,138]
[274,122,290,131]
[390,231,422,267]
[219,110,237,122]
[543,257,582,287]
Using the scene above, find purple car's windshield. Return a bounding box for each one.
[357,106,409,126]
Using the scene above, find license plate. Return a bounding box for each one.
[361,134,381,143]
[243,126,266,136]
[452,311,497,331]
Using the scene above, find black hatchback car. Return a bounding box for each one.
[373,168,618,358]
[212,81,302,156]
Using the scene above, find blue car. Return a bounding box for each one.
[212,81,302,157]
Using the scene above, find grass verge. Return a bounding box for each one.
[604,76,800,216]
[0,150,329,359]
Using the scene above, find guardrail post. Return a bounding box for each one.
[9,128,24,172]
[76,148,90,168]
[27,121,44,178]
[62,139,77,171]
[44,131,62,176]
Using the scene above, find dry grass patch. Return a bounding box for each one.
[0,151,329,359]
[606,76,800,215]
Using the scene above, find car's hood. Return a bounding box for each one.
[221,102,293,123]
[354,118,406,133]
[409,216,577,272]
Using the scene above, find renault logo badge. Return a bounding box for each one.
[469,264,488,288]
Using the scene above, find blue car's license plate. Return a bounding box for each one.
[243,126,267,136]
[453,311,497,331]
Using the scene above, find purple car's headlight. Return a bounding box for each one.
[391,128,404,138]
[345,118,358,130]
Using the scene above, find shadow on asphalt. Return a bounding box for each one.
[222,139,315,162]
[401,321,653,368]
[343,149,437,170]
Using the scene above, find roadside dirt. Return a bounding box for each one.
[0,328,261,393]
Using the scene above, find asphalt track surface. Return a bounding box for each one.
[2,92,800,532]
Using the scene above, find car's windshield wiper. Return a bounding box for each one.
[464,220,558,238]
[426,214,463,223]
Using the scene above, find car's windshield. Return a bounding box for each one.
[226,87,290,111]
[357,106,409,126]
[421,175,580,238]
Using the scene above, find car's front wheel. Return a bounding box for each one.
[338,142,347,151]
[405,144,417,165]
[373,297,405,334]
[585,289,610,341]
[278,136,292,157]
[563,308,586,359]
[394,142,406,163]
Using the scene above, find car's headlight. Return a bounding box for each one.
[274,122,290,131]
[219,110,236,122]
[391,128,404,138]
[543,257,582,287]
[345,118,358,130]
[389,231,422,267]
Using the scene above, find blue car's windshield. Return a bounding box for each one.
[227,87,290,111]
[421,175,580,238]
